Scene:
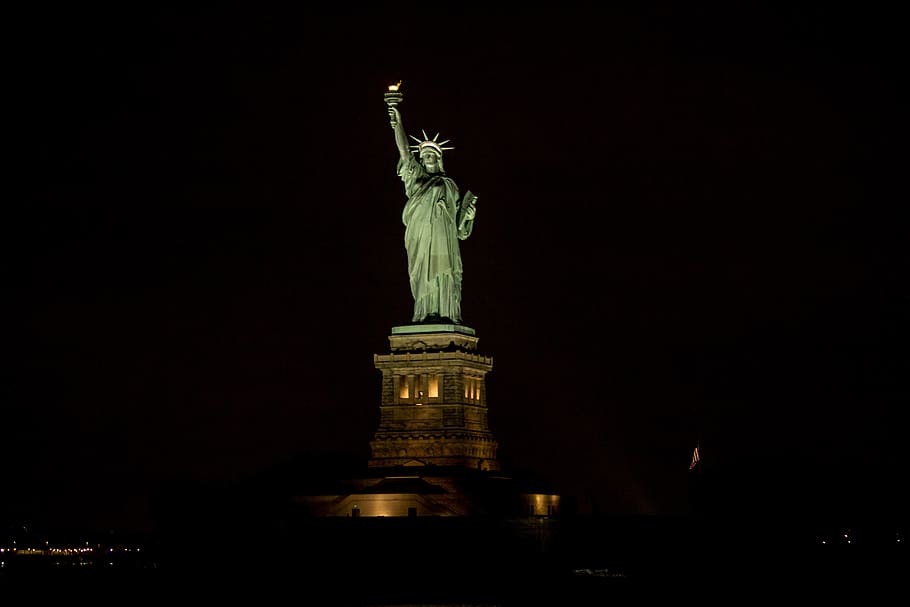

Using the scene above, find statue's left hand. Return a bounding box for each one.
[463,202,477,221]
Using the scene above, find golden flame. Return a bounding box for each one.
[388,81,401,92]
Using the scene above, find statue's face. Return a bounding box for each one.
[421,149,441,172]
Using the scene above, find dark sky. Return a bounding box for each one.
[8,4,907,533]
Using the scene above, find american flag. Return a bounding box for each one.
[689,444,701,471]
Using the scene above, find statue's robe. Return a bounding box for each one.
[398,155,473,323]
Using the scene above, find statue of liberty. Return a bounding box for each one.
[386,84,477,325]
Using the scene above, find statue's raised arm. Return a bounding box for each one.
[383,82,477,325]
[389,106,410,164]
[385,82,410,163]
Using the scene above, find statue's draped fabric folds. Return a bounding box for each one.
[387,84,477,325]
[398,156,473,323]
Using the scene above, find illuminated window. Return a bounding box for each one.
[465,377,479,400]
[464,377,474,400]
[399,376,409,399]
[428,374,439,398]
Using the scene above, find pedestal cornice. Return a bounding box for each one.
[388,325,480,353]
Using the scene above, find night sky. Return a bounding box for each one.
[8,4,906,533]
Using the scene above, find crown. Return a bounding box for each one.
[409,129,454,157]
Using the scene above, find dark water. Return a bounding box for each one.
[2,517,903,604]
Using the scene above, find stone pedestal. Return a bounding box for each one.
[291,323,562,519]
[369,324,500,471]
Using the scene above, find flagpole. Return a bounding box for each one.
[688,440,702,519]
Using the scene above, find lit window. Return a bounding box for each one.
[399,375,409,399]
[428,375,439,398]
[467,378,478,400]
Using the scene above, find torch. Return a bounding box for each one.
[384,81,403,125]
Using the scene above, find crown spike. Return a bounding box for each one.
[407,129,456,155]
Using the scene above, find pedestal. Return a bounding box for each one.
[369,324,500,471]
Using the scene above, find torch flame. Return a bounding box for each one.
[388,81,402,92]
